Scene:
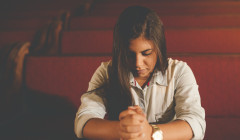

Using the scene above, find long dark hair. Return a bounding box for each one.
[105,6,168,120]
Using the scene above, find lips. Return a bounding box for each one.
[137,69,147,74]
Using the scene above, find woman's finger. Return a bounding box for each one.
[119,109,137,120]
[120,114,145,125]
[120,123,143,133]
[128,106,146,117]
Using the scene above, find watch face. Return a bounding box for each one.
[152,131,163,140]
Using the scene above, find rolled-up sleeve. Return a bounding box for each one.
[174,63,206,140]
[74,61,110,138]
[74,93,106,138]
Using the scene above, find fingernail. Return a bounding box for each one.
[128,106,135,109]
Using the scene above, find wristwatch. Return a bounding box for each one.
[151,124,163,140]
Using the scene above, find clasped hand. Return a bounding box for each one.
[118,106,152,140]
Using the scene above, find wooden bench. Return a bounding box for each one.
[69,15,240,30]
[0,31,35,49]
[24,54,240,139]
[61,28,240,54]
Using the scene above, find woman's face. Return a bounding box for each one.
[128,36,157,79]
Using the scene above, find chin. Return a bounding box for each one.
[139,73,150,79]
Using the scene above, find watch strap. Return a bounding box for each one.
[151,124,163,140]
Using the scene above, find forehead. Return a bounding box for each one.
[128,36,155,52]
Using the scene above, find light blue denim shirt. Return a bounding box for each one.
[75,58,206,139]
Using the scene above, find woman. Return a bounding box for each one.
[75,6,205,140]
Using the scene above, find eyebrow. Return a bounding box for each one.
[128,49,152,53]
[142,49,152,53]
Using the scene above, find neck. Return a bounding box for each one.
[135,73,153,89]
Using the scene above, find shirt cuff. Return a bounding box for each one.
[177,116,206,140]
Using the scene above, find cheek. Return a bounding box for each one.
[149,60,156,68]
[147,55,157,69]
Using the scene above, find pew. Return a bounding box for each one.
[0,31,35,49]
[0,18,51,31]
[69,15,240,30]
[93,0,240,10]
[24,56,111,107]
[24,54,240,139]
[90,7,240,16]
[61,30,113,54]
[90,0,240,16]
[61,28,240,54]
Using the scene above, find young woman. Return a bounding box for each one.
[75,6,206,140]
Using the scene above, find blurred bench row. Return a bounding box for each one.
[1,0,240,31]
[1,0,240,55]
[90,3,240,16]
[1,28,240,54]
[25,54,240,111]
[2,14,240,31]
[2,0,240,18]
[24,54,240,140]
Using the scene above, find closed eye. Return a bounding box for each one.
[128,49,153,58]
[142,49,152,56]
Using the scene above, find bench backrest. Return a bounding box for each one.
[24,55,240,117]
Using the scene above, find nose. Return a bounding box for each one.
[135,54,143,69]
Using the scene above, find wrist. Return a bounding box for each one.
[115,121,122,139]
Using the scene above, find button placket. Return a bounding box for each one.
[137,89,145,113]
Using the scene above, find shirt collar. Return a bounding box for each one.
[152,69,168,86]
[129,69,168,87]
[129,73,136,86]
